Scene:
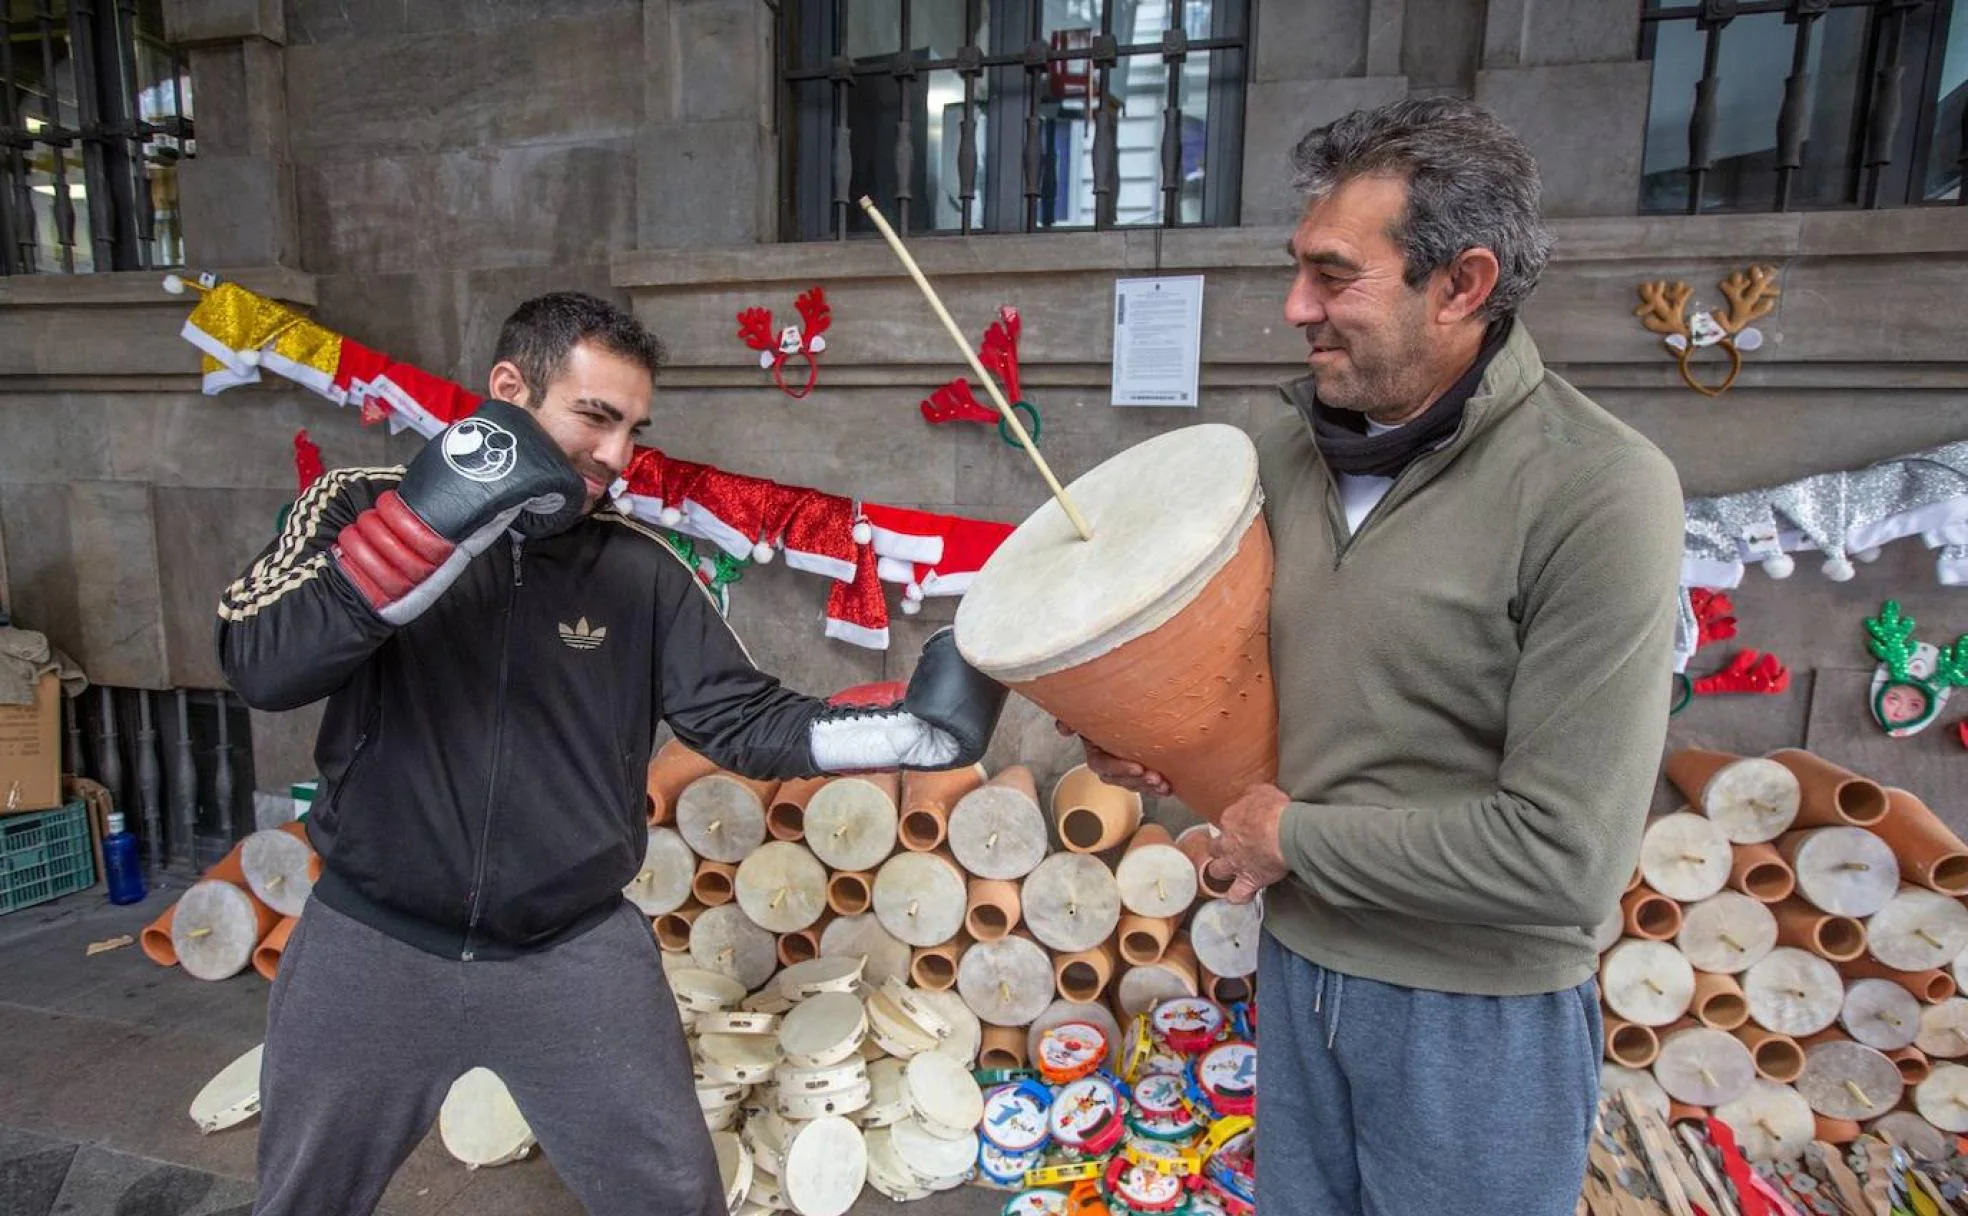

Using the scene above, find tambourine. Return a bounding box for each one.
[889,1116,978,1189]
[1105,1149,1191,1214]
[1122,1014,1155,1082]
[777,1056,869,1096]
[881,977,954,1040]
[977,1138,1046,1188]
[712,1130,754,1213]
[865,1127,934,1202]
[669,967,747,1013]
[777,1077,873,1120]
[867,986,942,1058]
[1004,1188,1072,1215]
[1036,1019,1110,1085]
[905,1051,986,1139]
[778,990,867,1068]
[1200,1118,1255,1215]
[777,954,867,999]
[699,1010,781,1036]
[1126,1071,1201,1141]
[1149,997,1227,1055]
[697,1032,781,1085]
[1190,1041,1255,1118]
[782,1114,870,1216]
[1048,1073,1128,1157]
[858,1057,912,1127]
[1024,1160,1104,1189]
[979,1079,1053,1153]
[189,1043,264,1133]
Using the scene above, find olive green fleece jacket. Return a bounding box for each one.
[1256,321,1685,997]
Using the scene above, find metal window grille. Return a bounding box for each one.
[778,0,1249,241]
[1,0,194,275]
[1639,0,1964,212]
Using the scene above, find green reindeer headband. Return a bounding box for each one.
[1863,601,1968,735]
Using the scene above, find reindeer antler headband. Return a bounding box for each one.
[737,285,831,399]
[1635,266,1781,397]
[1863,600,1967,736]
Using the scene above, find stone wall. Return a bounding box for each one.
[0,0,1961,821]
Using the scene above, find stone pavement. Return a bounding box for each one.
[0,884,1001,1216]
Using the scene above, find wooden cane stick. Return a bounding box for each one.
[856,195,1094,541]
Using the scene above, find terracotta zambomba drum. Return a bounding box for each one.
[953,424,1278,822]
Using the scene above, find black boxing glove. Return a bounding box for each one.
[333,400,586,625]
[808,628,1009,771]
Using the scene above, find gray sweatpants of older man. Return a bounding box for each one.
[1256,931,1603,1215]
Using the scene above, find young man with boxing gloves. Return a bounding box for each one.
[218,292,1005,1216]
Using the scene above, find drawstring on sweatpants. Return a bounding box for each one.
[1313,967,1346,1049]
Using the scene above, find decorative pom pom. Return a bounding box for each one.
[1822,556,1856,582]
[853,521,873,544]
[900,598,921,616]
[161,273,185,295]
[660,506,684,526]
[1762,552,1795,579]
[752,541,776,563]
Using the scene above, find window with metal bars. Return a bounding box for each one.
[777,0,1249,241]
[1639,0,1965,213]
[0,0,193,275]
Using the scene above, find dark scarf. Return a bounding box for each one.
[1306,320,1512,479]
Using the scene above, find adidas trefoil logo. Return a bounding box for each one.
[558,617,607,651]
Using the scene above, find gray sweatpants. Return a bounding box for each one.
[253,898,721,1216]
[1255,930,1602,1215]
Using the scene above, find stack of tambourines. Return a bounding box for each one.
[139,821,320,983]
[971,996,1257,1216]
[1599,747,1968,1166]
[634,739,1260,1067]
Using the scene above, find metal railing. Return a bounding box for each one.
[0,1,194,274]
[65,686,249,876]
[780,0,1248,240]
[1642,0,1965,212]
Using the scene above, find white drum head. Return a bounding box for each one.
[439,1068,535,1168]
[779,992,868,1068]
[1116,842,1198,919]
[873,853,968,947]
[805,777,900,873]
[957,935,1055,1028]
[863,1126,929,1199]
[188,1044,264,1133]
[954,424,1261,683]
[777,1078,873,1121]
[241,828,315,918]
[699,1032,783,1084]
[1701,758,1801,843]
[860,1058,912,1127]
[689,903,779,991]
[781,1115,869,1216]
[625,827,696,916]
[903,1052,984,1135]
[820,913,913,987]
[947,782,1049,881]
[172,880,266,981]
[735,841,829,933]
[866,989,942,1059]
[1021,854,1123,953]
[1189,898,1262,979]
[1116,960,1198,1018]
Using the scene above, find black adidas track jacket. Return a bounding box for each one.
[217,467,830,959]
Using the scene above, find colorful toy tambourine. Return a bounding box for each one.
[980,1079,1054,1154]
[1150,997,1228,1055]
[977,1138,1045,1188]
[1201,1119,1256,1214]
[1003,1190,1072,1216]
[1191,1041,1255,1118]
[1127,1071,1202,1141]
[1047,1073,1129,1158]
[1025,1159,1105,1188]
[1123,1014,1155,1081]
[1105,1149,1192,1214]
[1036,1020,1110,1085]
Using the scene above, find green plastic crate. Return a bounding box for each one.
[0,800,96,915]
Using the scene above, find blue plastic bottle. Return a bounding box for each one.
[102,812,147,905]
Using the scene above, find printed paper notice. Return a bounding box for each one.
[1110,275,1203,407]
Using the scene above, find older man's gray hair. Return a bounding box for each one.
[1290,98,1553,321]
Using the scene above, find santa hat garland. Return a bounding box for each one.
[825,541,891,649]
[860,506,1016,615]
[737,286,831,399]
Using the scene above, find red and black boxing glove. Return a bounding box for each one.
[807,629,1007,772]
[333,400,586,625]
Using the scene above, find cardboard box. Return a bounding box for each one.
[0,671,62,814]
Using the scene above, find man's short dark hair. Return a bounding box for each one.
[492,292,667,404]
